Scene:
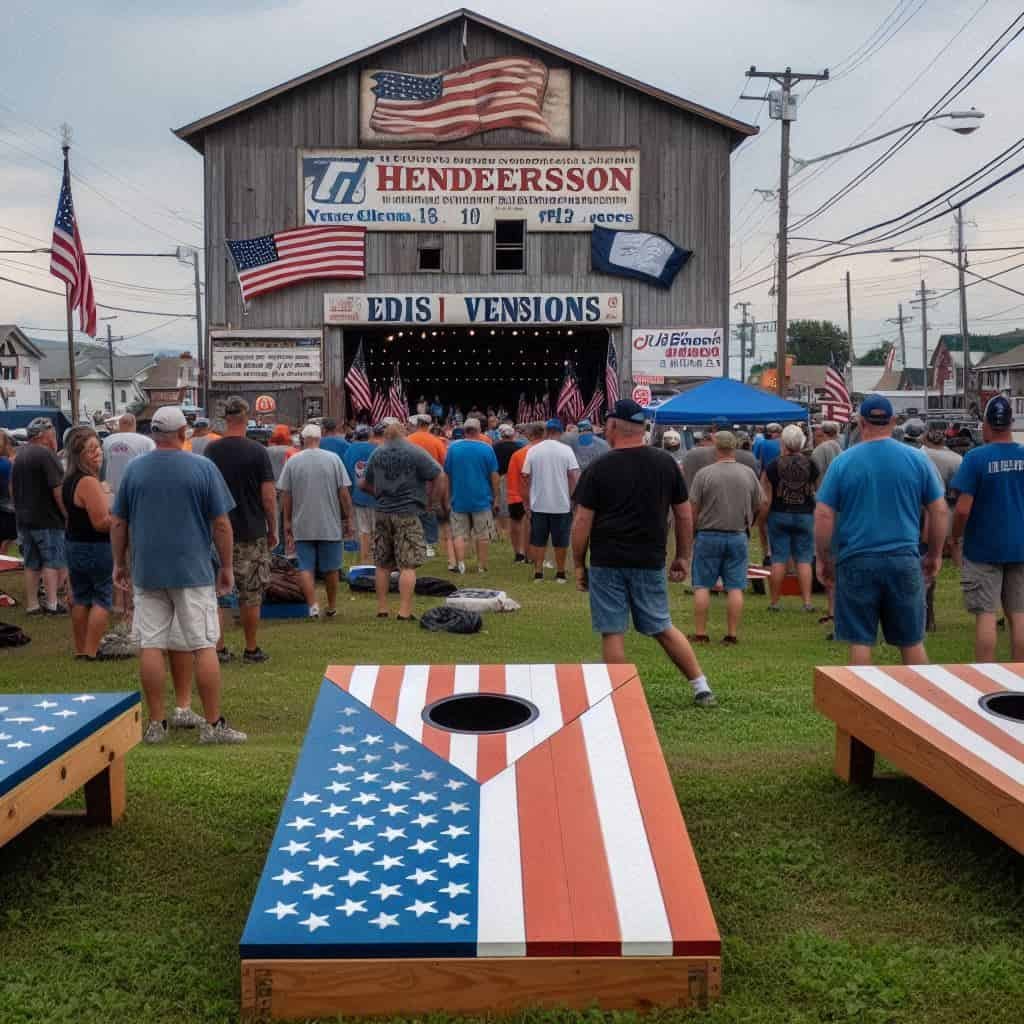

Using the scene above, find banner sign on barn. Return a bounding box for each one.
[631,327,724,377]
[324,292,623,326]
[210,330,323,384]
[301,149,639,232]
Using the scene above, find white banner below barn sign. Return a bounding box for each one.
[631,328,724,377]
[210,330,323,384]
[324,292,623,327]
[301,149,639,232]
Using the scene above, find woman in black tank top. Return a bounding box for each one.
[63,427,113,659]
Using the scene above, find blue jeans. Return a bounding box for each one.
[692,531,749,591]
[66,540,113,609]
[767,511,814,564]
[588,566,672,636]
[418,510,439,546]
[834,552,925,647]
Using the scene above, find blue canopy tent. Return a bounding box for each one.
[645,378,809,425]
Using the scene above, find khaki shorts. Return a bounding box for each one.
[354,506,376,536]
[234,537,271,607]
[135,585,219,651]
[451,509,495,542]
[961,558,1024,615]
[374,514,426,570]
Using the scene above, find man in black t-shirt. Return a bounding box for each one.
[571,400,715,707]
[205,398,276,663]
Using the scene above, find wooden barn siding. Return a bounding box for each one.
[200,19,732,401]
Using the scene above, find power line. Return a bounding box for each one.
[0,273,195,317]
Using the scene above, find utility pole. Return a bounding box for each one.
[886,304,911,369]
[955,206,971,411]
[845,271,854,384]
[734,301,752,382]
[742,65,829,396]
[104,321,124,417]
[911,280,938,414]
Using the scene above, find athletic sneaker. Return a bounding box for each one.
[170,706,206,729]
[25,606,45,616]
[426,546,436,558]
[243,647,270,664]
[533,573,544,583]
[555,572,567,584]
[543,560,555,570]
[216,647,233,664]
[513,553,526,563]
[143,720,168,744]
[456,562,466,574]
[198,718,248,744]
[694,691,718,708]
[307,603,321,619]
[45,603,69,616]
[477,566,488,574]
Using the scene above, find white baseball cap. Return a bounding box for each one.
[151,406,187,434]
[300,423,322,440]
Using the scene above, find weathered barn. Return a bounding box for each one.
[175,8,755,422]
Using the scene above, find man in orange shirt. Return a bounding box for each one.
[506,422,544,563]
[406,415,448,560]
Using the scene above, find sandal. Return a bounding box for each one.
[720,635,738,646]
[688,634,710,644]
[376,612,389,619]
[817,614,834,625]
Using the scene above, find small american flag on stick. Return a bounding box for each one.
[581,385,605,424]
[556,365,585,425]
[605,337,620,408]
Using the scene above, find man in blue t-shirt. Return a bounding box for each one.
[951,395,1024,661]
[319,418,349,462]
[111,406,246,746]
[753,423,782,470]
[443,418,499,574]
[814,394,946,665]
[342,424,378,563]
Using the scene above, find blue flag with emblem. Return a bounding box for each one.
[590,226,691,289]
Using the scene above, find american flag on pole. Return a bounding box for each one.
[823,352,853,422]
[345,342,373,413]
[556,366,585,425]
[368,58,550,142]
[581,386,605,425]
[387,365,408,422]
[370,388,389,426]
[605,337,620,409]
[227,226,365,303]
[49,157,97,337]
[516,393,529,426]
[239,665,720,960]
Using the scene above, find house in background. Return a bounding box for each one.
[976,342,1024,429]
[137,354,199,421]
[0,325,43,408]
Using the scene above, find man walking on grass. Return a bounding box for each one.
[111,406,246,744]
[101,413,154,495]
[343,424,378,563]
[278,423,354,619]
[815,395,946,666]
[522,418,579,583]
[362,421,442,621]
[204,397,277,664]
[444,417,499,574]
[572,399,715,708]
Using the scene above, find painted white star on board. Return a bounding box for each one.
[72,695,96,703]
[382,780,409,794]
[265,901,298,920]
[439,911,470,930]
[26,725,51,736]
[379,826,406,842]
[286,816,315,831]
[322,803,348,818]
[293,792,321,806]
[308,854,339,871]
[7,740,30,750]
[337,725,356,735]
[443,802,469,815]
[406,867,437,885]
[361,734,383,746]
[53,709,77,718]
[351,815,375,831]
[441,824,470,840]
[406,899,437,917]
[361,753,381,764]
[439,881,471,898]
[369,912,399,929]
[324,781,350,794]
[5,716,33,724]
[332,744,356,755]
[340,707,360,717]
[315,828,345,843]
[330,763,355,775]
[416,770,437,781]
[439,852,469,869]
[370,883,402,901]
[338,869,369,887]
[408,839,437,855]
[303,883,334,900]
[279,840,310,856]
[411,813,438,828]
[33,700,58,709]
[0,733,9,741]
[385,761,409,773]
[336,899,367,917]
[353,792,379,806]
[382,803,408,817]
[345,840,374,856]
[443,779,466,790]
[411,791,437,804]
[272,869,303,886]
[299,913,330,933]
[357,772,380,784]
[389,741,408,753]
[373,854,404,870]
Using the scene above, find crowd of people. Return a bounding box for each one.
[2,385,1021,735]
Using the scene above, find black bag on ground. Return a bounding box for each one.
[0,622,30,647]
[419,607,482,634]
[414,577,458,597]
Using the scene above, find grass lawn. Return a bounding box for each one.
[0,549,1022,1024]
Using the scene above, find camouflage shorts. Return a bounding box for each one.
[373,514,426,571]
[234,537,272,606]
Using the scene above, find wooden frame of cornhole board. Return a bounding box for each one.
[240,664,720,1021]
[814,663,1024,854]
[0,691,141,848]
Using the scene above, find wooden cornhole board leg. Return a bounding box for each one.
[835,727,875,785]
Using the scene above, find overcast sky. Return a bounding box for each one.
[1,0,1021,374]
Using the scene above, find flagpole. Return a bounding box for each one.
[61,129,80,424]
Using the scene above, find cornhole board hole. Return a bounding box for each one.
[0,691,141,848]
[814,663,1024,854]
[240,664,720,1021]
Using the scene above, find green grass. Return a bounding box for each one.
[0,552,1022,1024]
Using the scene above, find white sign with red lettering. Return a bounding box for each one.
[631,328,723,378]
[632,384,653,407]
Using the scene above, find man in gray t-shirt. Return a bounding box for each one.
[563,419,609,471]
[682,424,758,488]
[277,423,354,618]
[811,422,843,478]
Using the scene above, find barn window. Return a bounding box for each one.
[418,244,442,272]
[494,219,526,272]
[121,389,127,403]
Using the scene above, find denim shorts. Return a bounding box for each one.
[767,511,815,565]
[18,527,67,571]
[418,510,439,546]
[295,540,342,576]
[530,511,572,549]
[589,565,672,636]
[67,540,113,609]
[834,552,924,648]
[692,531,749,591]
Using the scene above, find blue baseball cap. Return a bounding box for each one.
[546,418,563,431]
[577,418,593,431]
[607,398,647,424]
[985,394,1013,429]
[452,426,465,439]
[859,394,894,425]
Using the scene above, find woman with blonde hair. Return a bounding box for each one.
[63,426,114,659]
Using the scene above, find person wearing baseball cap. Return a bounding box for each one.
[444,417,499,573]
[951,394,1024,660]
[815,393,947,666]
[184,415,220,456]
[572,395,717,707]
[343,423,380,563]
[111,406,246,745]
[564,416,609,471]
[919,419,963,632]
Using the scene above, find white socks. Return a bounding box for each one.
[689,674,711,697]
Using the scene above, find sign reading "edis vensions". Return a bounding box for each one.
[302,149,639,232]
[325,292,622,326]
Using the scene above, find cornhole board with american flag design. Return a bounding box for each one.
[240,664,720,1021]
[814,663,1024,854]
[0,691,141,848]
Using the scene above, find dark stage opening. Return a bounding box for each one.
[979,691,1024,723]
[423,693,538,735]
[343,325,610,420]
